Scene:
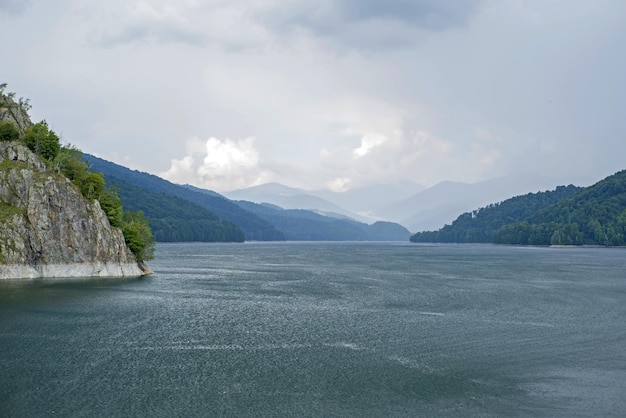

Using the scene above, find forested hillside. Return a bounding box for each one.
[494,170,626,246]
[84,155,285,241]
[411,185,580,243]
[235,201,411,241]
[105,178,245,242]
[411,170,626,246]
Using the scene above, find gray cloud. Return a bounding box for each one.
[0,0,31,15]
[96,24,206,48]
[2,0,625,192]
[336,0,479,29]
[257,0,480,50]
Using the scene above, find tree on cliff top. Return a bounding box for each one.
[1,83,32,135]
[22,120,61,161]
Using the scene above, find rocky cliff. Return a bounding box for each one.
[0,142,148,279]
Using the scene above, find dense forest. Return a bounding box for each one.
[86,154,411,242]
[84,155,285,241]
[411,170,626,246]
[494,170,626,246]
[411,185,580,243]
[105,178,245,242]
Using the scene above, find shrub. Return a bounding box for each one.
[0,120,19,142]
[122,211,155,261]
[21,120,60,161]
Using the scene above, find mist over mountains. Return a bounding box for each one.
[84,155,411,242]
[86,152,623,247]
[225,173,571,232]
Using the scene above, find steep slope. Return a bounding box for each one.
[494,170,626,246]
[235,201,411,241]
[0,143,145,279]
[411,169,626,246]
[410,185,581,243]
[106,178,245,242]
[84,155,285,241]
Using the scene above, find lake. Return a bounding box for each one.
[1,242,625,417]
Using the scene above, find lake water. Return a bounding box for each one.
[1,242,625,417]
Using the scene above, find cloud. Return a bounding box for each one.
[80,1,207,47]
[352,134,387,158]
[3,0,626,194]
[255,0,480,51]
[77,0,274,50]
[82,0,481,51]
[318,127,507,188]
[0,0,31,15]
[260,0,479,32]
[338,0,479,30]
[160,137,275,191]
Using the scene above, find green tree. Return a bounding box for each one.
[98,188,124,228]
[21,120,60,161]
[122,211,155,261]
[79,172,106,199]
[0,120,19,142]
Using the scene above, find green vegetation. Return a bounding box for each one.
[85,154,285,241]
[411,185,580,243]
[493,170,626,246]
[0,120,19,142]
[0,202,24,222]
[53,147,154,259]
[84,153,409,242]
[411,171,626,247]
[105,177,246,242]
[22,121,60,161]
[0,82,32,135]
[1,84,154,260]
[121,211,155,261]
[235,201,411,241]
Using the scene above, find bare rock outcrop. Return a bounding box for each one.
[0,142,147,279]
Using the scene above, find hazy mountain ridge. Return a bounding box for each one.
[223,183,369,222]
[234,200,411,241]
[383,174,571,232]
[223,174,570,232]
[84,155,410,242]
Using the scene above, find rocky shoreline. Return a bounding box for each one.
[0,262,147,280]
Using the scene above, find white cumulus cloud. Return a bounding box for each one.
[353,134,388,159]
[161,137,274,191]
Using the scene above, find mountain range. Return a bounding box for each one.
[224,173,569,232]
[84,154,625,247]
[84,155,411,242]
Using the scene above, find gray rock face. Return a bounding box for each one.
[0,142,146,279]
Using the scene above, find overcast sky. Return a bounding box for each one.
[2,0,625,192]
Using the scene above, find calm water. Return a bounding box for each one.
[1,242,625,417]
